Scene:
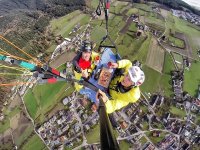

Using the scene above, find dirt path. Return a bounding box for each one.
[120,16,132,34]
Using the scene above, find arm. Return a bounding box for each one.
[72,52,82,73]
[117,59,132,72]
[109,59,132,72]
[105,87,141,114]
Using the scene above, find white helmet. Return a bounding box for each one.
[128,66,145,86]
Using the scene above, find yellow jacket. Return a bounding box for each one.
[105,59,141,114]
[74,51,99,91]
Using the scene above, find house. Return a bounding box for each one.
[120,121,128,129]
[198,85,200,100]
[62,97,69,105]
[84,124,90,131]
[91,104,98,112]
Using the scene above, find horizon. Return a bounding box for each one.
[182,0,200,10]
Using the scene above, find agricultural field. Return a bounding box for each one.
[184,61,200,97]
[21,134,47,150]
[50,10,90,37]
[24,81,74,123]
[172,15,200,58]
[168,36,185,48]
[172,52,183,69]
[146,38,165,73]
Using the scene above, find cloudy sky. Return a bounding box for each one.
[182,0,200,10]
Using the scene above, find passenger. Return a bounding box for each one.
[97,59,145,114]
[72,40,100,91]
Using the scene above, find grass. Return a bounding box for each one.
[140,136,147,145]
[172,52,183,69]
[128,22,137,32]
[146,131,166,144]
[46,44,57,53]
[90,0,99,9]
[169,36,185,48]
[173,15,200,58]
[127,8,139,15]
[0,106,22,133]
[142,121,149,130]
[50,10,90,37]
[140,65,161,93]
[159,52,175,97]
[24,90,38,119]
[172,53,183,63]
[119,140,131,150]
[21,134,46,150]
[140,51,175,96]
[15,125,34,146]
[134,35,151,64]
[91,25,106,43]
[85,124,100,144]
[170,106,186,119]
[110,1,127,14]
[184,61,200,97]
[0,118,10,133]
[133,3,153,12]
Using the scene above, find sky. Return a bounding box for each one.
[182,0,200,10]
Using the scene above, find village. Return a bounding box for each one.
[1,1,200,149]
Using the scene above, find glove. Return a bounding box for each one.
[74,63,82,73]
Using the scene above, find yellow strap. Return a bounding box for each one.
[0,72,33,76]
[0,81,33,86]
[0,64,29,72]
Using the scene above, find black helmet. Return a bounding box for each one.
[81,40,92,52]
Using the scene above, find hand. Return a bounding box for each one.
[96,90,109,103]
[94,56,100,65]
[81,69,89,78]
[107,62,118,69]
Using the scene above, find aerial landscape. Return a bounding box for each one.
[0,0,200,149]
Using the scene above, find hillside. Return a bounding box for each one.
[131,0,200,15]
[0,0,86,101]
[0,0,86,54]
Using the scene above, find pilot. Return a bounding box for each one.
[97,59,145,114]
[72,40,100,91]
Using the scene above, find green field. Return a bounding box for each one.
[170,106,186,119]
[169,36,185,48]
[85,124,100,144]
[140,65,161,93]
[91,25,106,43]
[21,134,47,150]
[0,106,21,133]
[24,82,74,122]
[50,10,90,37]
[119,140,131,150]
[141,52,174,96]
[184,61,200,97]
[24,90,38,119]
[173,15,200,58]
